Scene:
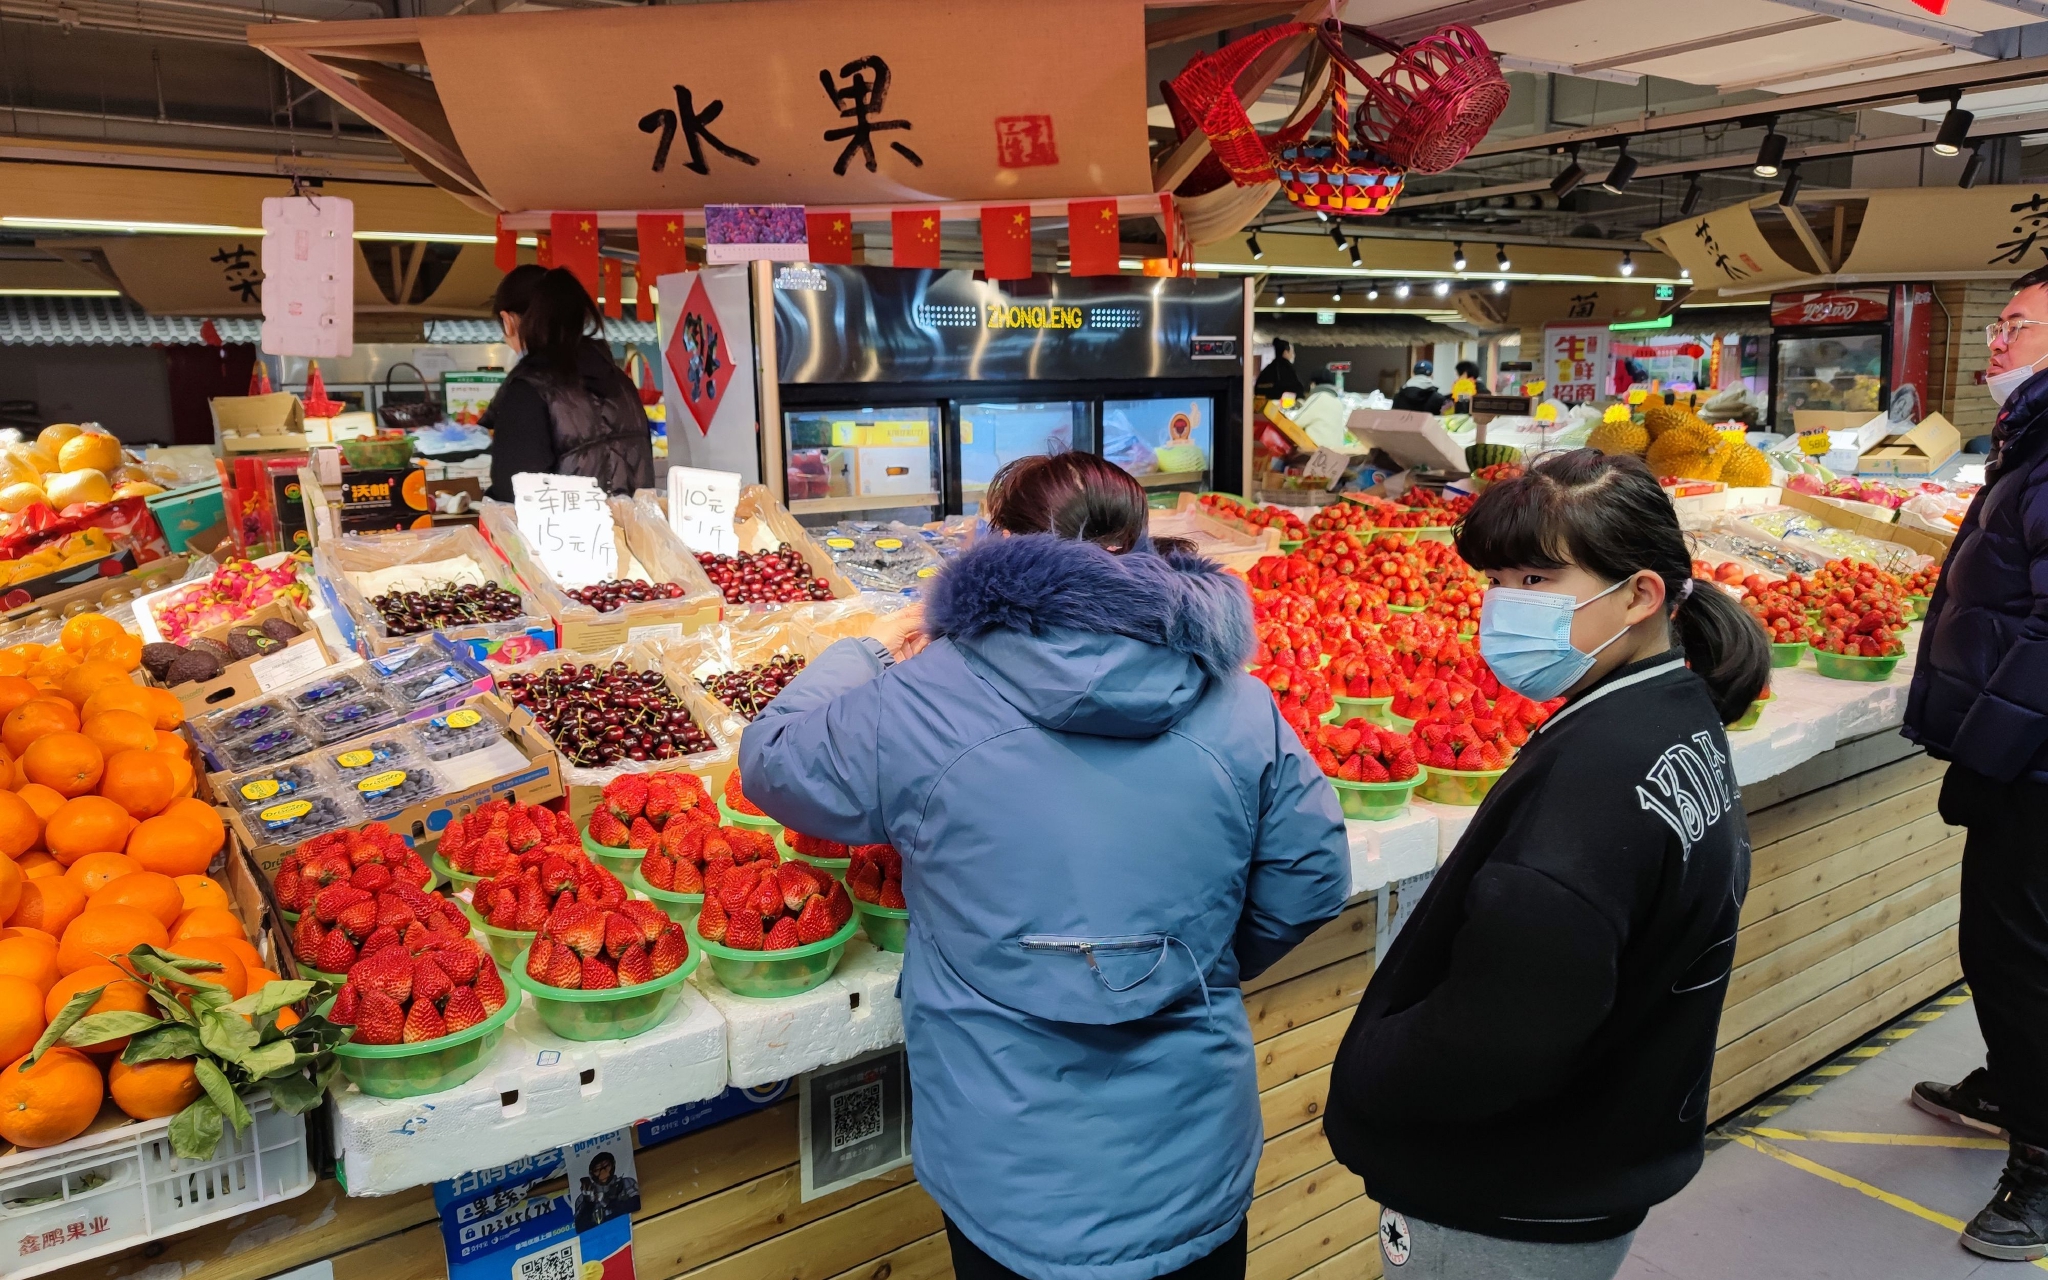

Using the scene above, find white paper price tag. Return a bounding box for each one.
[1303,447,1351,489]
[250,640,330,694]
[512,474,618,589]
[667,466,742,557]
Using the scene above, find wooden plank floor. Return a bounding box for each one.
[78,733,1958,1280]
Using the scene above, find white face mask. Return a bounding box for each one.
[1988,351,2048,406]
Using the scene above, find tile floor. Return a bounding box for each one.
[1620,988,2033,1279]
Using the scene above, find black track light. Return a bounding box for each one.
[1960,144,1985,189]
[1600,139,1638,194]
[1754,125,1787,178]
[1329,220,1347,250]
[1248,232,1263,261]
[1274,288,1287,306]
[1432,279,1451,297]
[1550,144,1585,198]
[1680,173,1704,217]
[1366,284,1380,300]
[1452,242,1468,271]
[1394,280,1411,299]
[1934,94,1973,158]
[1779,164,1803,206]
[1333,285,1344,302]
[1492,278,1507,294]
[1494,244,1511,271]
[1348,238,1364,268]
[1619,250,1634,277]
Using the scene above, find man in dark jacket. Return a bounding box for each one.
[1254,337,1304,402]
[1903,263,2048,1262]
[1390,361,1448,414]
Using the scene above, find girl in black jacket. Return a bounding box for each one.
[483,267,655,501]
[1326,450,1770,1279]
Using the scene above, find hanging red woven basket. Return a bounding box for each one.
[1345,22,1510,175]
[1274,36,1403,215]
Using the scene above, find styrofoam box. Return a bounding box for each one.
[696,941,905,1089]
[331,984,727,1196]
[1345,808,1439,896]
[0,1093,311,1278]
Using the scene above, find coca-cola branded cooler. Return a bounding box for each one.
[1768,284,1934,429]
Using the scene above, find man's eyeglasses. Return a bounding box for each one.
[1985,318,2048,345]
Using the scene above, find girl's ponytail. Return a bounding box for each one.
[1456,449,1770,724]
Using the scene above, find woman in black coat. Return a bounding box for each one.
[483,266,655,501]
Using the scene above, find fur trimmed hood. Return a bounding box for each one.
[926,534,1254,674]
[923,535,1255,738]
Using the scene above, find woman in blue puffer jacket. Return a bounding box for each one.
[739,452,1351,1280]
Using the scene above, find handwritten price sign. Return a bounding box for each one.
[512,474,618,589]
[666,467,742,557]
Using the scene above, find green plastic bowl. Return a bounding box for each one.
[778,830,852,882]
[853,900,908,953]
[1416,765,1507,806]
[1332,695,1394,727]
[1909,593,1929,620]
[1388,712,1418,735]
[325,980,520,1099]
[508,944,697,1041]
[1388,603,1425,615]
[580,826,645,879]
[1813,649,1903,681]
[1318,704,1342,724]
[1730,693,1774,732]
[627,865,704,930]
[1279,539,1303,553]
[1769,641,1808,668]
[1415,527,1455,543]
[1330,773,1426,821]
[717,800,783,833]
[458,897,537,968]
[692,915,857,998]
[430,851,482,891]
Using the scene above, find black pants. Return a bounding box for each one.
[943,1217,1248,1280]
[1947,767,2048,1148]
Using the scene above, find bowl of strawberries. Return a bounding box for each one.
[511,898,697,1040]
[582,770,718,877]
[462,852,633,967]
[717,771,783,832]
[1409,715,1518,806]
[782,829,853,881]
[323,936,520,1098]
[691,858,860,998]
[846,845,907,951]
[432,799,583,890]
[1310,719,1426,821]
[274,823,433,923]
[629,822,780,929]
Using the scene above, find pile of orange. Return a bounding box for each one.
[0,613,287,1148]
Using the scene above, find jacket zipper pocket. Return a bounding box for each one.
[1018,935,1167,978]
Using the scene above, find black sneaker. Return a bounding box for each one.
[1963,1143,2048,1261]
[1913,1067,2009,1136]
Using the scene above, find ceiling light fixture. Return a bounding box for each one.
[1495,244,1512,271]
[1348,238,1364,268]
[1333,286,1343,302]
[1600,139,1638,194]
[1550,144,1585,198]
[1432,279,1451,297]
[1754,122,1787,178]
[1491,278,1507,294]
[1680,173,1704,217]
[1248,232,1263,261]
[1328,220,1347,250]
[1367,285,1380,300]
[1681,267,1691,279]
[1452,242,1468,271]
[1394,280,1411,299]
[1274,289,1287,306]
[1960,144,1984,189]
[1619,251,1634,277]
[1779,164,1803,206]
[1933,93,1973,158]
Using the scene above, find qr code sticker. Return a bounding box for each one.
[513,1238,580,1280]
[830,1079,885,1152]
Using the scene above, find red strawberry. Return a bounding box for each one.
[1389,750,1419,781]
[1359,755,1391,783]
[718,867,760,914]
[795,896,835,945]
[514,885,550,933]
[506,810,542,853]
[273,867,303,908]
[672,860,705,894]
[293,912,327,958]
[643,773,685,825]
[824,879,854,929]
[329,981,361,1025]
[1428,743,1457,769]
[359,925,403,958]
[604,913,641,959]
[650,924,689,976]
[604,773,649,823]
[697,895,729,943]
[616,942,653,985]
[542,943,583,988]
[587,808,629,849]
[552,904,607,959]
[314,883,372,925]
[374,893,417,932]
[352,946,414,1002]
[723,906,763,950]
[474,963,508,1013]
[525,936,556,983]
[763,916,800,951]
[411,954,453,1009]
[628,817,659,851]
[723,771,763,816]
[878,880,906,909]
[620,900,668,944]
[435,938,484,985]
[352,989,404,1045]
[777,861,822,912]
[1455,744,1484,770]
[1336,755,1365,782]
[1479,742,1503,770]
[580,956,620,989]
[313,930,358,973]
[403,998,447,1043]
[748,875,785,922]
[353,863,394,894]
[441,986,487,1033]
[641,850,675,889]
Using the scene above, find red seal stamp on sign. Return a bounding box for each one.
[994,115,1058,169]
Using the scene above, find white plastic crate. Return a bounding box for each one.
[0,1093,312,1279]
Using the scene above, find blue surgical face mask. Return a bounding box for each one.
[1477,577,1633,701]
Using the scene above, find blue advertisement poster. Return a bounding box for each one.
[437,1130,638,1280]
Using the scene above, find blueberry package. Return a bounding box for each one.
[388,661,479,707]
[302,690,406,745]
[328,735,423,781]
[347,760,444,820]
[368,644,434,679]
[416,706,502,761]
[196,696,294,747]
[250,793,355,846]
[223,760,335,816]
[284,670,372,712]
[218,722,319,771]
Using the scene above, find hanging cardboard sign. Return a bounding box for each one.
[1542,323,1611,407]
[412,0,1149,212]
[261,195,354,357]
[512,474,618,588]
[1841,185,2048,278]
[1651,202,1804,291]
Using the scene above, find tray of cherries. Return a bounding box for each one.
[564,579,693,613]
[499,662,718,767]
[703,655,807,721]
[371,582,528,637]
[695,546,835,606]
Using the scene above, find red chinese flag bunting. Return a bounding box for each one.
[807,212,854,265]
[981,205,1033,281]
[1068,199,1121,277]
[636,213,691,284]
[549,212,601,294]
[600,258,623,319]
[892,208,943,269]
[535,232,553,269]
[494,215,518,272]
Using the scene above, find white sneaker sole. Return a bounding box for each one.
[1961,1233,2048,1261]
[1911,1089,2010,1138]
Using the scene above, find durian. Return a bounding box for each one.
[1720,441,1771,488]
[1642,404,1688,440]
[1588,419,1650,457]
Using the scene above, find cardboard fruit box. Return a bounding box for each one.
[640,485,860,615]
[150,600,333,718]
[311,524,557,667]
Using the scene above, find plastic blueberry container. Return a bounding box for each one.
[247,792,355,844]
[221,760,333,817]
[627,866,704,929]
[283,671,372,713]
[1329,773,1426,821]
[1769,641,1808,668]
[778,830,852,882]
[347,760,445,822]
[1415,765,1507,806]
[303,691,407,746]
[508,945,697,1041]
[415,708,503,762]
[197,696,294,747]
[852,900,908,953]
[1812,650,1903,682]
[692,915,858,998]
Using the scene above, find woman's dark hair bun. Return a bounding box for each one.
[984,451,1153,554]
[1456,448,1771,723]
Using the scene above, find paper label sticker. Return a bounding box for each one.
[251,638,329,694]
[443,709,483,729]
[261,799,313,821]
[241,779,281,801]
[873,538,903,551]
[358,770,406,793]
[337,749,375,768]
[824,537,856,550]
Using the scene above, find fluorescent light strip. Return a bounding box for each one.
[1,217,516,245]
[0,288,123,297]
[1205,262,1685,286]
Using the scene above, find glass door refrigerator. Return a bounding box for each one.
[1767,284,1934,429]
[782,404,945,526]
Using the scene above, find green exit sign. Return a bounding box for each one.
[1655,284,1676,299]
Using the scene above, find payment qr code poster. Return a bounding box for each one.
[798,1047,912,1202]
[436,1130,639,1280]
